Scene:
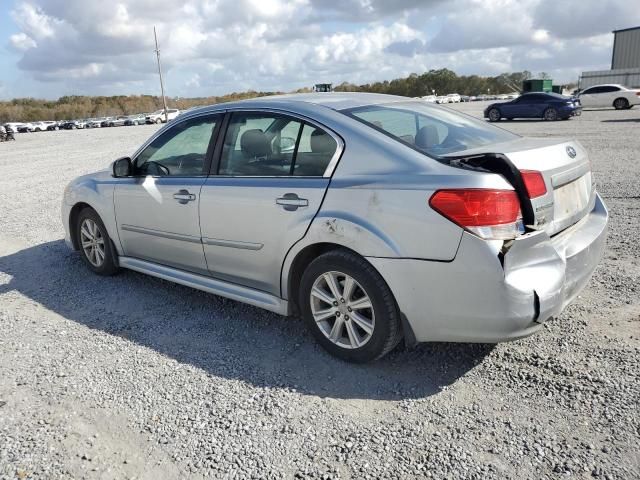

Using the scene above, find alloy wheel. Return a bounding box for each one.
[489,109,500,121]
[310,271,375,349]
[80,218,106,267]
[544,108,557,121]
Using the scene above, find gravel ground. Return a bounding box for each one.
[0,106,638,479]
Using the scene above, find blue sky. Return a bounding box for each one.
[1,0,637,100]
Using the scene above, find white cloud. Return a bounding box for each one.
[4,0,633,98]
[9,32,37,51]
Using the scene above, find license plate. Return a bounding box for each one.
[554,174,591,223]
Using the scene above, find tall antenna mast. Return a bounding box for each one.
[154,26,169,122]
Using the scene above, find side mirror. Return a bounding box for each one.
[112,156,132,177]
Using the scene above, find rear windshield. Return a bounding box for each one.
[343,102,518,157]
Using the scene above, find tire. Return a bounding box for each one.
[299,249,402,363]
[133,121,138,126]
[543,108,558,121]
[488,108,501,122]
[613,98,629,110]
[76,208,119,276]
[155,118,162,124]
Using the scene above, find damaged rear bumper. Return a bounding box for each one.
[368,193,608,343]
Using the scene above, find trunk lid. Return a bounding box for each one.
[444,137,595,236]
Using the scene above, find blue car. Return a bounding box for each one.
[484,92,582,122]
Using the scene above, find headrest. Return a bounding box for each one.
[310,129,335,154]
[240,129,271,158]
[415,125,440,149]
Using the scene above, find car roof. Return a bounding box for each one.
[184,92,416,117]
[520,91,567,99]
[584,84,626,88]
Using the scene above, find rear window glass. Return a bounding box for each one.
[344,102,518,157]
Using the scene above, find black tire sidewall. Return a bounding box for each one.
[299,250,400,363]
[76,209,119,276]
[614,98,628,110]
[489,108,500,121]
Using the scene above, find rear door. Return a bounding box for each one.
[199,110,342,295]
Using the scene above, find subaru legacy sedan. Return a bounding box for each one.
[62,93,607,362]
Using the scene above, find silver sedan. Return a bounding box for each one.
[62,93,608,362]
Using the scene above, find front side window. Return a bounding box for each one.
[135,115,218,176]
[218,112,337,176]
[346,102,517,157]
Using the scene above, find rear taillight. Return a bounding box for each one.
[520,170,547,198]
[429,189,524,240]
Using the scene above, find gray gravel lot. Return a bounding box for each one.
[0,105,638,479]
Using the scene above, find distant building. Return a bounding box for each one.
[611,26,640,69]
[314,83,333,92]
[580,26,640,89]
[522,79,553,93]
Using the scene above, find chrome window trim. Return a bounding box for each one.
[218,107,345,179]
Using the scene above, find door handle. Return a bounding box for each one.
[276,193,308,211]
[173,189,196,204]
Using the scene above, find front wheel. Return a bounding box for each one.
[613,98,629,110]
[76,209,119,276]
[299,250,402,363]
[488,108,501,122]
[543,108,558,121]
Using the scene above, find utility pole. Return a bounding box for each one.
[154,26,169,122]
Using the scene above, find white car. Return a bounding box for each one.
[577,84,640,110]
[146,109,181,124]
[435,96,450,104]
[446,93,461,103]
[421,95,437,103]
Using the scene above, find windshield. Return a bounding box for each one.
[344,102,518,157]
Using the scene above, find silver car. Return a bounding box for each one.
[62,93,608,362]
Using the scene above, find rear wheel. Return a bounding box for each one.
[543,108,558,121]
[299,250,402,363]
[155,118,162,124]
[488,108,501,122]
[613,97,629,110]
[76,209,119,276]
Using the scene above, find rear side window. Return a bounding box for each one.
[345,102,517,157]
[218,112,338,176]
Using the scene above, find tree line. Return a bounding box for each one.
[0,69,568,122]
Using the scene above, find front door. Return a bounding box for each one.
[199,111,341,295]
[114,114,220,274]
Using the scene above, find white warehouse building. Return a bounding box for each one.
[580,26,640,89]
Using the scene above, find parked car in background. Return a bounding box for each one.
[124,114,147,126]
[86,119,103,128]
[61,119,86,130]
[421,95,437,103]
[17,123,34,133]
[484,92,581,121]
[446,93,461,103]
[460,95,470,102]
[100,117,114,128]
[4,123,22,133]
[576,84,640,110]
[435,96,450,104]
[145,109,180,124]
[107,116,128,127]
[62,93,607,362]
